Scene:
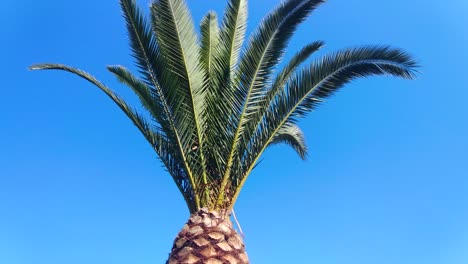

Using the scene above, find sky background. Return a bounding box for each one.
[1,0,468,263]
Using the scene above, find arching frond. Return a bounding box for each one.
[270,122,308,160]
[151,0,209,202]
[217,0,325,207]
[107,65,161,125]
[233,0,325,138]
[235,0,325,124]
[228,46,418,211]
[29,64,151,135]
[120,0,174,132]
[31,0,418,215]
[28,63,198,211]
[120,0,159,86]
[237,41,324,164]
[269,41,325,100]
[121,0,202,209]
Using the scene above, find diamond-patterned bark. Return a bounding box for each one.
[166,208,249,264]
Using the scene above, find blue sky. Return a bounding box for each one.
[1,0,467,263]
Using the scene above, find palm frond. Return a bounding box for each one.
[199,0,248,197]
[120,0,165,102]
[228,46,418,211]
[121,0,201,209]
[29,63,198,211]
[217,0,325,207]
[29,64,150,135]
[218,0,248,76]
[270,122,308,160]
[200,11,230,191]
[107,65,162,126]
[152,0,209,203]
[200,11,220,85]
[234,0,325,133]
[32,0,419,215]
[151,130,198,211]
[237,41,323,162]
[269,41,325,99]
[208,0,248,150]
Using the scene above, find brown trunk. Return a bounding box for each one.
[166,208,249,264]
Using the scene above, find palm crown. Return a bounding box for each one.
[30,0,417,215]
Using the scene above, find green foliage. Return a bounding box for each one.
[30,0,418,213]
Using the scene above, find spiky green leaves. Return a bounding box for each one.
[120,0,203,210]
[216,0,325,208]
[151,0,209,202]
[230,46,418,211]
[107,65,161,122]
[271,123,308,160]
[219,0,248,77]
[28,63,198,210]
[203,0,248,182]
[200,12,220,86]
[30,0,418,214]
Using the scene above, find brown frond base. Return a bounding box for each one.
[167,208,249,264]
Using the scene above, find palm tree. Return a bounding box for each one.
[30,0,417,263]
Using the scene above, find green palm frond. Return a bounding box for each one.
[31,0,418,215]
[269,41,325,100]
[228,46,418,211]
[200,11,230,191]
[217,0,325,207]
[200,0,248,197]
[107,65,161,125]
[235,0,325,112]
[218,0,248,76]
[28,63,198,211]
[237,41,324,168]
[29,64,150,134]
[233,0,325,137]
[270,122,308,160]
[151,0,210,203]
[200,11,220,85]
[120,0,159,86]
[150,130,198,211]
[121,0,201,209]
[211,0,248,124]
[120,0,186,157]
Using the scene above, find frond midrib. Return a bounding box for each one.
[122,0,200,208]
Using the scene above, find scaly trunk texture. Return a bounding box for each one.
[167,208,249,264]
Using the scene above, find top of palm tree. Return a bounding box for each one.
[30,0,418,215]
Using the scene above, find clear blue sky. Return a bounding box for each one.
[1,0,467,263]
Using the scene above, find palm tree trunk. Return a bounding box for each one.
[167,208,249,264]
